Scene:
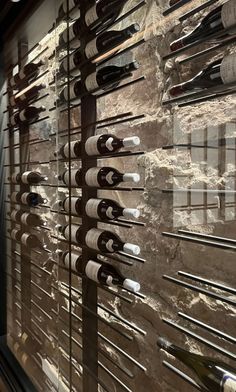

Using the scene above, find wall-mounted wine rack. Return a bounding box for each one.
[0,0,148,391]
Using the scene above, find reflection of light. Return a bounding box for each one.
[11,0,21,2]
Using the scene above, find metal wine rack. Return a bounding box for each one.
[0,0,147,391]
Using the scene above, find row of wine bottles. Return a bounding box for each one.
[8,166,140,189]
[58,0,129,44]
[157,336,236,391]
[9,191,47,207]
[59,60,140,103]
[57,224,140,256]
[8,60,139,117]
[7,225,140,291]
[56,134,140,158]
[59,250,140,292]
[170,0,236,52]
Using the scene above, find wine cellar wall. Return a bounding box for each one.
[1,0,236,391]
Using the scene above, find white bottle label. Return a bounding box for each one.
[85,4,98,26]
[19,69,26,80]
[85,72,99,92]
[63,141,78,158]
[105,137,115,151]
[61,55,76,73]
[220,54,236,84]
[85,260,100,282]
[63,81,77,101]
[10,96,16,106]
[64,252,80,272]
[64,197,79,215]
[21,171,32,184]
[11,173,20,183]
[11,192,18,203]
[85,228,103,251]
[19,110,27,122]
[222,0,236,33]
[11,229,18,240]
[105,171,115,185]
[85,198,101,219]
[85,167,100,187]
[85,135,100,156]
[21,193,28,205]
[21,212,29,225]
[19,93,27,102]
[11,210,19,221]
[65,224,79,243]
[21,233,29,246]
[85,37,98,59]
[222,375,236,391]
[63,169,79,186]
[62,25,76,44]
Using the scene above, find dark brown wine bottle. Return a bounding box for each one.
[169,54,236,97]
[9,83,46,107]
[170,0,236,52]
[9,61,44,87]
[10,106,46,127]
[157,336,236,392]
[59,61,139,102]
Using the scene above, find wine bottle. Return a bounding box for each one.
[9,83,46,107]
[9,191,47,207]
[9,171,48,185]
[20,332,41,354]
[55,140,81,159]
[85,260,140,291]
[169,53,236,97]
[8,228,22,242]
[21,212,46,227]
[59,224,140,255]
[20,232,44,249]
[59,167,140,187]
[9,61,44,88]
[55,134,140,158]
[85,0,129,30]
[170,0,236,52]
[59,61,139,102]
[58,0,80,20]
[9,106,46,127]
[59,196,83,216]
[7,209,24,223]
[60,196,140,220]
[61,250,82,273]
[59,19,81,49]
[85,134,140,156]
[157,336,236,391]
[60,24,140,74]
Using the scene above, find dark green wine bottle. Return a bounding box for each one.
[157,336,236,391]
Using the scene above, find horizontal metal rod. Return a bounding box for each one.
[179,35,236,65]
[99,362,133,392]
[178,271,236,295]
[98,76,146,100]
[162,188,236,194]
[163,275,236,307]
[163,0,193,16]
[179,229,236,245]
[98,39,145,68]
[99,303,146,336]
[179,0,219,22]
[162,318,236,361]
[163,361,204,391]
[178,88,236,107]
[62,282,143,335]
[178,312,236,344]
[162,231,236,252]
